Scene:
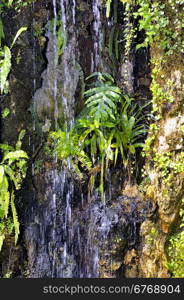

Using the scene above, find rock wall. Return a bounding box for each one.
[136,38,184,278]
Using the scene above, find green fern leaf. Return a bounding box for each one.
[0,166,4,185]
[4,165,20,190]
[10,191,19,245]
[0,234,5,251]
[0,46,11,94]
[3,150,28,163]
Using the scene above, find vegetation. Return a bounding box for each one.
[167,200,184,277]
[0,130,28,251]
[0,22,27,94]
[47,72,148,199]
[46,14,67,61]
[0,0,31,254]
[0,0,35,12]
[0,0,183,279]
[134,0,184,55]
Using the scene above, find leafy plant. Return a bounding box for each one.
[0,0,35,11]
[0,25,27,94]
[47,14,67,60]
[134,0,184,54]
[105,0,133,18]
[0,130,28,251]
[167,199,184,277]
[48,72,148,200]
[47,129,92,181]
[84,72,122,121]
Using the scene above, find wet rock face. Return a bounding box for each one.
[25,164,153,278]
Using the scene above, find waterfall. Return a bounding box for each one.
[60,0,78,130]
[52,0,59,130]
[23,0,152,279]
[92,0,103,71]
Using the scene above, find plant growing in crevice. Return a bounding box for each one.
[0,130,28,251]
[48,73,148,200]
[167,199,184,277]
[134,0,184,55]
[46,129,92,181]
[46,13,67,61]
[0,23,27,94]
[0,0,35,12]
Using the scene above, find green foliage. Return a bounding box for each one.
[134,0,184,54]
[0,0,35,12]
[154,152,184,178]
[167,199,184,277]
[104,0,136,60]
[0,19,5,48]
[124,2,135,57]
[105,0,112,18]
[47,130,92,181]
[104,0,133,18]
[0,130,28,251]
[0,0,28,94]
[0,45,11,93]
[48,72,148,200]
[142,123,159,157]
[84,72,121,121]
[47,14,67,60]
[2,107,10,118]
[0,23,27,94]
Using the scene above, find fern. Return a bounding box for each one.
[0,46,11,93]
[84,73,122,121]
[0,18,5,47]
[0,23,27,94]
[48,72,148,201]
[0,234,5,251]
[106,0,112,18]
[0,130,28,251]
[47,129,92,180]
[10,191,19,245]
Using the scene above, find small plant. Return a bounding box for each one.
[105,0,133,18]
[134,0,184,54]
[0,0,35,12]
[48,72,148,200]
[83,72,122,121]
[46,14,67,60]
[0,25,27,94]
[167,199,184,278]
[0,130,28,251]
[46,129,92,181]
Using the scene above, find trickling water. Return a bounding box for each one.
[72,0,76,25]
[60,0,78,129]
[92,0,103,71]
[24,0,152,279]
[52,0,59,129]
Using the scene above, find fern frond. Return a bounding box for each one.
[0,175,10,219]
[0,46,11,94]
[86,72,114,83]
[10,191,19,245]
[4,165,20,190]
[3,150,28,164]
[84,83,122,122]
[0,234,5,251]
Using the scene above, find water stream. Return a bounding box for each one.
[24,0,151,278]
